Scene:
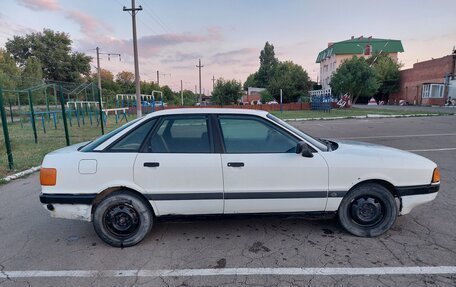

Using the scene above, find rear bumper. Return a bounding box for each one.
[40,193,97,204]
[40,193,95,221]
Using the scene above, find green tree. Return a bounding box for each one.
[257,42,278,87]
[140,80,160,96]
[243,72,258,90]
[21,57,43,88]
[369,54,401,102]
[116,71,135,85]
[243,42,278,89]
[260,89,274,103]
[181,90,198,106]
[94,68,119,98]
[161,85,175,103]
[212,78,242,105]
[330,56,379,104]
[267,61,311,103]
[0,49,21,89]
[5,29,92,82]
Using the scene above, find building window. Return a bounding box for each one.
[422,84,444,98]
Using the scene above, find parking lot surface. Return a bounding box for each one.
[1,115,455,286]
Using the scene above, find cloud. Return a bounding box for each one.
[0,13,36,39]
[209,48,258,66]
[161,52,203,64]
[136,29,221,55]
[65,10,111,37]
[77,28,222,59]
[17,0,60,11]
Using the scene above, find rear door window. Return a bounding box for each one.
[148,116,213,153]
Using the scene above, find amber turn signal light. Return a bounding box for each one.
[40,168,57,186]
[432,168,440,183]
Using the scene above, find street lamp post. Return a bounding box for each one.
[356,44,365,55]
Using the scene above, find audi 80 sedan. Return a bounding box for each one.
[39,109,440,247]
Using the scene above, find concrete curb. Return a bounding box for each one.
[284,113,444,121]
[1,166,41,183]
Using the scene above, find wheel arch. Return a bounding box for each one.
[91,186,156,217]
[349,179,398,198]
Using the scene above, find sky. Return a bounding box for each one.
[0,0,455,93]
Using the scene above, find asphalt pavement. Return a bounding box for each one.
[0,115,455,287]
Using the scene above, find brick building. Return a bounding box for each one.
[390,50,456,106]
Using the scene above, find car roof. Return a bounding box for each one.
[144,108,269,118]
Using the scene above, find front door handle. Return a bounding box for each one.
[227,162,244,167]
[144,162,160,167]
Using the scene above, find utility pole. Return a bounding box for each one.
[96,47,121,107]
[180,80,183,106]
[212,75,216,91]
[156,70,171,86]
[196,59,204,102]
[123,0,143,117]
[96,47,102,100]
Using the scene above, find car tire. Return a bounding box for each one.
[338,183,397,237]
[93,191,153,247]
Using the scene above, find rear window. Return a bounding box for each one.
[80,118,141,152]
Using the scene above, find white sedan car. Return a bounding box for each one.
[39,109,440,247]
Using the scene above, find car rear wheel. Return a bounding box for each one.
[93,191,153,247]
[338,183,397,237]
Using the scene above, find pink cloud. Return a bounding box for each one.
[209,48,258,66]
[65,10,111,37]
[77,28,222,58]
[17,0,60,11]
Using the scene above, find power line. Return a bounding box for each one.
[138,0,170,33]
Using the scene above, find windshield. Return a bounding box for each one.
[80,118,142,152]
[267,114,328,151]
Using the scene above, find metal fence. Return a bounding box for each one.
[0,82,107,174]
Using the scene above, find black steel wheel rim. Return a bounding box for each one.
[103,203,140,238]
[350,196,384,227]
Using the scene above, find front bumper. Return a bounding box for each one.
[396,183,440,215]
[396,184,440,197]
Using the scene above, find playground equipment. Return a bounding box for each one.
[1,82,104,143]
[115,93,160,115]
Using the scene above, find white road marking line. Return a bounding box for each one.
[406,148,456,152]
[2,267,456,278]
[339,133,456,139]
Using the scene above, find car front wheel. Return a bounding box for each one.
[338,183,398,237]
[93,191,153,247]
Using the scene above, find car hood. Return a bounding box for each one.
[330,140,436,167]
[47,141,90,155]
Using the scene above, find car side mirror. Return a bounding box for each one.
[296,141,314,158]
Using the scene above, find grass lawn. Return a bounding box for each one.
[270,107,449,119]
[0,116,122,178]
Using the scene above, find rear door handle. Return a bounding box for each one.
[144,162,160,167]
[227,162,244,167]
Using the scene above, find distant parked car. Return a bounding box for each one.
[40,109,440,247]
[153,101,167,107]
[267,100,279,105]
[132,101,152,107]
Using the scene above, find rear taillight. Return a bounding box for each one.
[40,168,57,186]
